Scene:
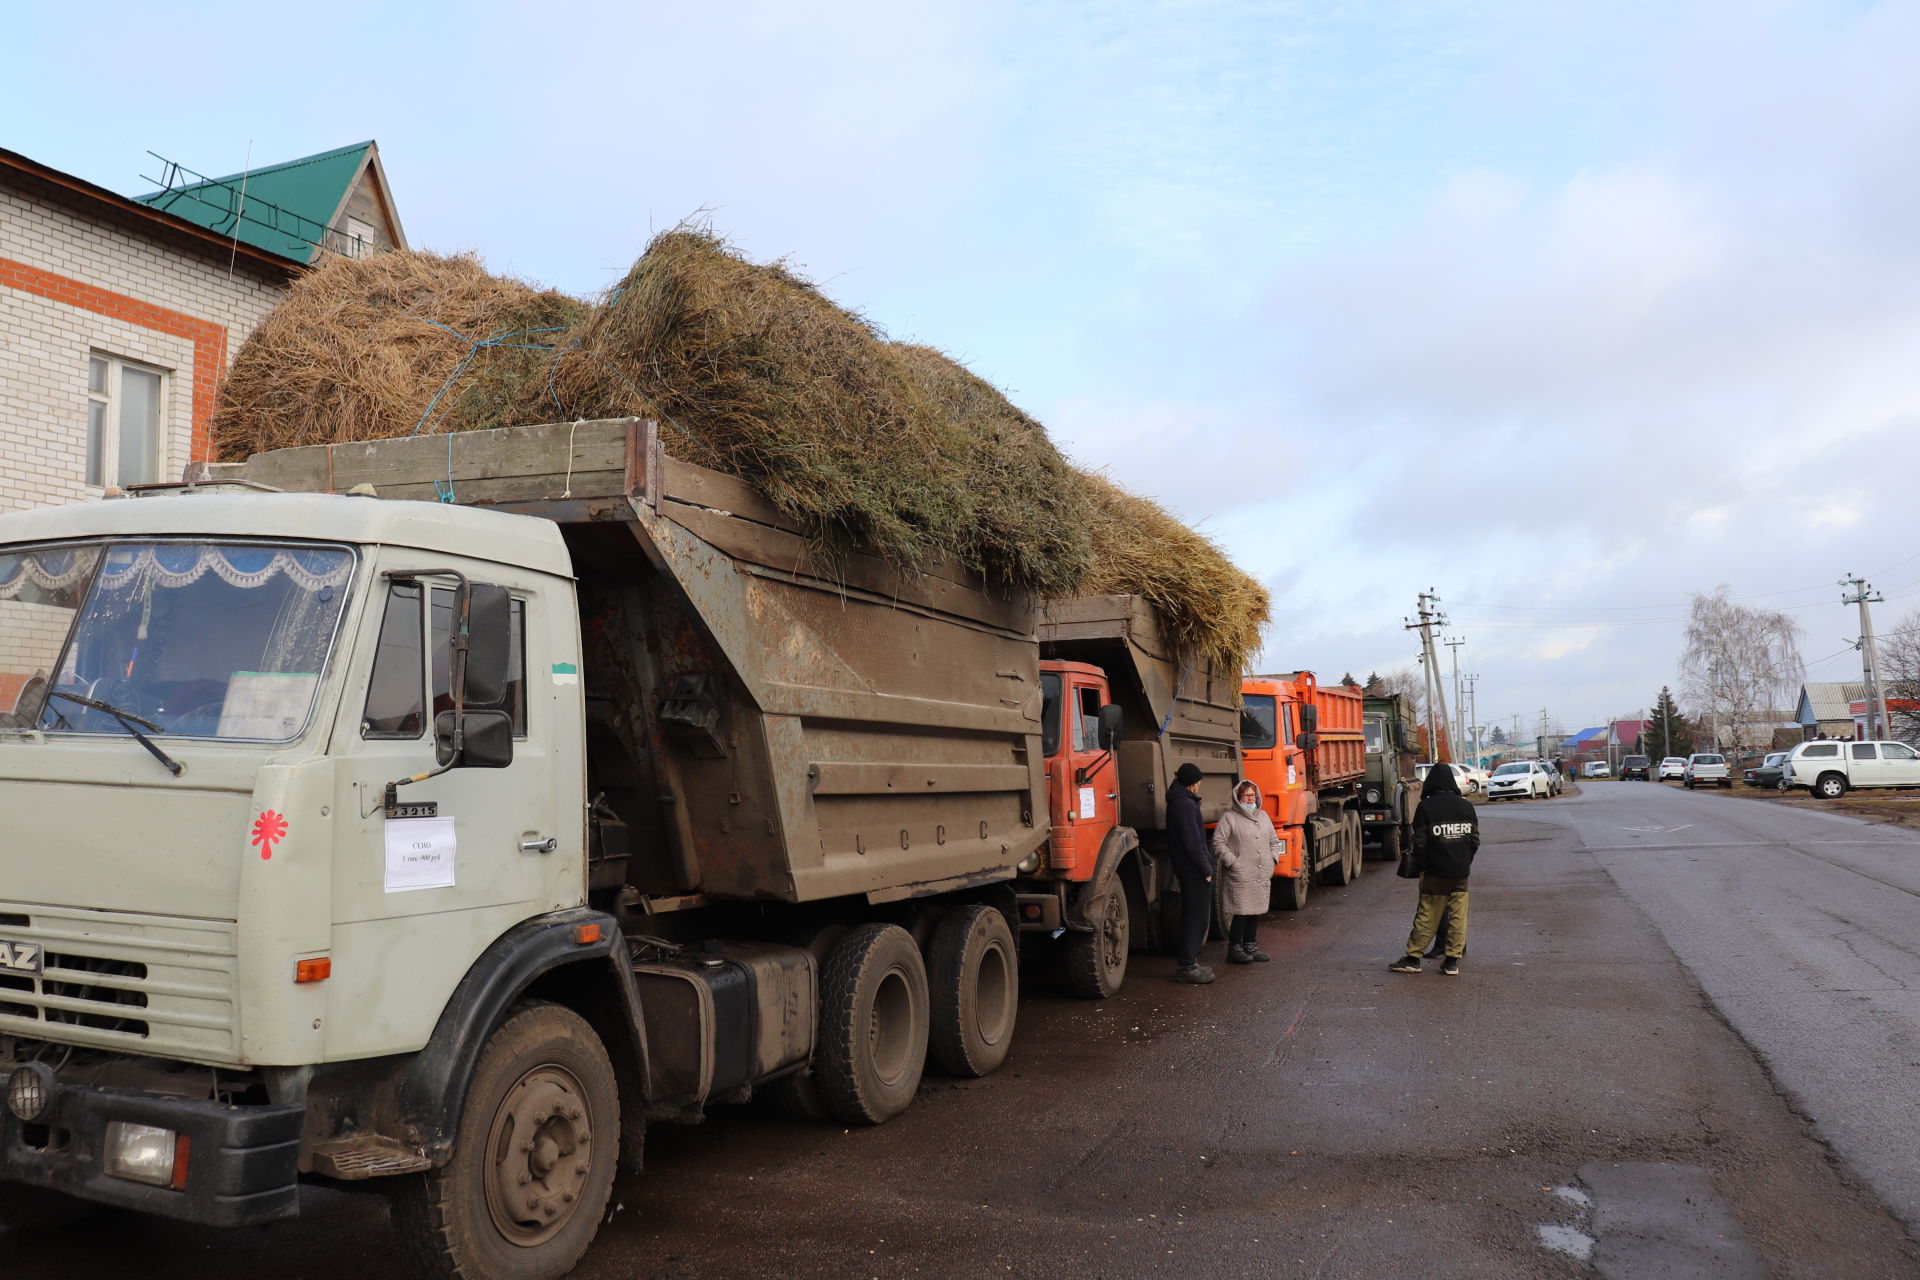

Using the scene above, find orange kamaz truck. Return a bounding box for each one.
[1238,672,1367,911]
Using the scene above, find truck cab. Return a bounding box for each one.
[1038,661,1121,881]
[1240,672,1366,912]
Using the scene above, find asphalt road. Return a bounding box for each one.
[8,783,1919,1278]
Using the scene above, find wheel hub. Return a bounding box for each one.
[484,1066,594,1246]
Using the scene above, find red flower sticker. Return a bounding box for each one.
[251,810,290,860]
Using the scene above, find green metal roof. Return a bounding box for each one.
[136,142,373,265]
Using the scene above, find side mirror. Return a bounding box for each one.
[1098,703,1125,750]
[1392,721,1408,750]
[1299,704,1319,734]
[461,584,513,707]
[436,709,515,769]
[1297,731,1319,753]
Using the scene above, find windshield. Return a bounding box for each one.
[1692,755,1723,764]
[8,542,354,741]
[1364,717,1384,754]
[1494,763,1529,775]
[1240,694,1278,751]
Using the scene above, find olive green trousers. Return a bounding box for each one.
[1406,874,1469,959]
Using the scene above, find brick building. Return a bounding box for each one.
[0,143,404,513]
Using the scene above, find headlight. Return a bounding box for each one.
[104,1121,188,1189]
[5,1063,53,1122]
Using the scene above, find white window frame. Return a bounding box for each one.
[86,352,169,488]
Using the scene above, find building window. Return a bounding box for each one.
[86,354,166,487]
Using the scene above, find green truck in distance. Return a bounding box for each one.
[1358,693,1417,859]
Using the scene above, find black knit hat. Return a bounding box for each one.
[1173,762,1204,787]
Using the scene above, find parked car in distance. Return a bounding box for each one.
[1487,759,1554,800]
[1583,760,1612,779]
[1743,751,1789,789]
[1683,753,1732,789]
[1619,754,1651,781]
[1544,763,1564,795]
[1658,756,1688,781]
[1780,739,1920,799]
[1413,761,1485,795]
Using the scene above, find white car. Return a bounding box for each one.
[1582,760,1611,779]
[1657,757,1687,781]
[1414,761,1484,795]
[1781,739,1920,798]
[1486,759,1554,800]
[1683,753,1731,789]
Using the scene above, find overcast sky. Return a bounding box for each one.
[13,0,1920,738]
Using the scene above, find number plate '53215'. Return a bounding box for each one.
[0,942,42,975]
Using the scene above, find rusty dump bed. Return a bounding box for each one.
[1037,594,1241,831]
[228,418,1048,907]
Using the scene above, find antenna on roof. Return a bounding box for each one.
[227,141,252,278]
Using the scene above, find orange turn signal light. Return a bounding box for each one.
[573,923,603,946]
[294,957,332,984]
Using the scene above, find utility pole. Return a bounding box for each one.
[1404,591,1453,761]
[1841,573,1889,739]
[1467,672,1480,766]
[1445,636,1466,769]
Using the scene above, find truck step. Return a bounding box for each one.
[311,1136,433,1180]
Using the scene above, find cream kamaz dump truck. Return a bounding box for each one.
[0,419,1061,1279]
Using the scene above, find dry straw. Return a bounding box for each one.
[210,251,585,460]
[210,232,1268,668]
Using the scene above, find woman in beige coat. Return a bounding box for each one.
[1211,779,1281,963]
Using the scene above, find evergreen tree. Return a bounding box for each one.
[1489,724,1509,745]
[1647,686,1694,758]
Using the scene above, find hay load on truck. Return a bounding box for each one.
[0,233,1270,1280]
[1359,692,1418,859]
[1238,672,1367,911]
[1020,595,1242,998]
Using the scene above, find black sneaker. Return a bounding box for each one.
[1175,964,1216,984]
[1389,955,1422,973]
[1226,947,1254,965]
[1441,957,1461,976]
[1246,948,1272,962]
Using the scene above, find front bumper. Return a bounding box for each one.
[0,1066,303,1226]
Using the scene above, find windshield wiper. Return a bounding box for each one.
[46,690,184,777]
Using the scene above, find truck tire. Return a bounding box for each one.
[928,905,1019,1075]
[0,1182,100,1230]
[393,1001,618,1280]
[1317,832,1353,886]
[1377,823,1402,863]
[1066,879,1130,999]
[816,924,929,1126]
[1272,870,1309,912]
[1814,773,1847,800]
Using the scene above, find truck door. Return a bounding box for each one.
[1042,672,1118,879]
[1881,741,1920,786]
[321,556,581,1059]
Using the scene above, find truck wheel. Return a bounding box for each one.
[929,905,1019,1075]
[394,1002,618,1280]
[816,924,929,1125]
[0,1183,100,1230]
[1317,835,1353,886]
[1814,773,1847,800]
[1378,824,1403,863]
[1272,871,1309,912]
[1066,879,1130,999]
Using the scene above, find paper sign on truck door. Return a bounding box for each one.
[385,817,457,892]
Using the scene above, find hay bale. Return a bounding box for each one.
[885,343,1092,596]
[210,251,585,460]
[531,227,975,570]
[1076,469,1271,673]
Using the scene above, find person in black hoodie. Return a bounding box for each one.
[1390,761,1480,976]
[1166,761,1216,984]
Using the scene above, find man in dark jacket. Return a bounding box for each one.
[1166,762,1215,984]
[1390,759,1479,976]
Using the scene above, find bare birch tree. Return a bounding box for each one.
[1877,608,1920,744]
[1679,587,1803,752]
